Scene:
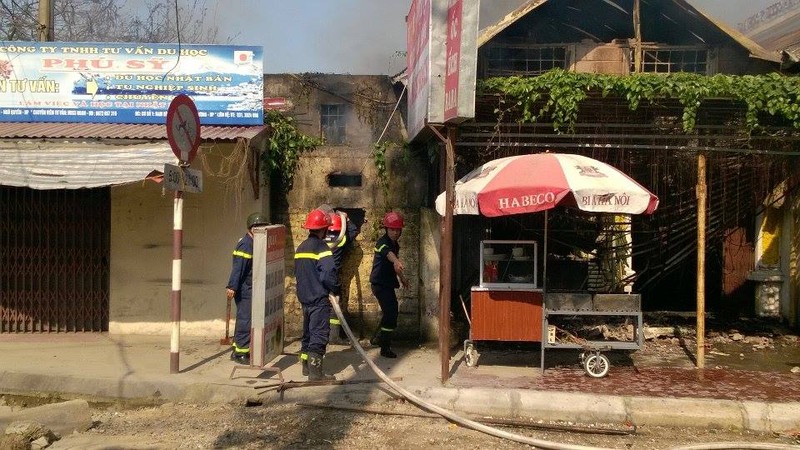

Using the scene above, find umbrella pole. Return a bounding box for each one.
[540,209,548,373]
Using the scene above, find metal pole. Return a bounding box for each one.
[540,209,548,373]
[439,126,456,383]
[696,153,707,369]
[170,189,184,374]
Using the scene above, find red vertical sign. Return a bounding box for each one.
[407,0,432,139]
[444,0,463,121]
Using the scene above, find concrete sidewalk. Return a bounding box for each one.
[0,333,798,433]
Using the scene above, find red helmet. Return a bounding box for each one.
[382,211,404,229]
[303,209,331,230]
[329,212,342,232]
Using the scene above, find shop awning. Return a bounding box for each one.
[0,140,177,190]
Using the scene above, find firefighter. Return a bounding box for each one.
[325,210,359,345]
[294,208,339,380]
[225,212,269,364]
[369,211,408,358]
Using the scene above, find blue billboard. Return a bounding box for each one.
[0,42,263,125]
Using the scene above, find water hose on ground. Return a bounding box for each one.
[329,295,612,450]
[329,296,797,450]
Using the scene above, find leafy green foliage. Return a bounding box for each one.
[262,110,322,193]
[480,69,800,132]
[372,141,391,202]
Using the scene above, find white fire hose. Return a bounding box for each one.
[328,295,796,450]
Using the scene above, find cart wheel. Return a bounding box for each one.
[583,353,610,378]
[464,342,479,367]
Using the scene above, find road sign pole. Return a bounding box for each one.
[170,189,184,374]
[165,94,200,375]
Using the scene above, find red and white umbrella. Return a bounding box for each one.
[435,153,658,217]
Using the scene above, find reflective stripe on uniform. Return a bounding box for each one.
[380,327,394,332]
[232,343,250,353]
[294,250,333,260]
[299,352,308,361]
[329,318,341,325]
[337,235,347,248]
[375,244,387,253]
[232,250,252,259]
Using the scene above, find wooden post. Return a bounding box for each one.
[696,153,707,369]
[439,126,456,383]
[37,0,54,42]
[633,0,642,73]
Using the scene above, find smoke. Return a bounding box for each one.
[208,0,776,75]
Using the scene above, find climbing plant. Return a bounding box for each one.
[372,140,392,203]
[480,69,800,132]
[261,110,322,193]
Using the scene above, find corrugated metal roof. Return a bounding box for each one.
[0,141,176,189]
[0,122,267,141]
[477,0,780,63]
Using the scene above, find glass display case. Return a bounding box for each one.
[479,240,538,289]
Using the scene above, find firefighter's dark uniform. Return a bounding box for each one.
[295,233,339,359]
[370,233,400,343]
[226,232,254,359]
[326,220,358,341]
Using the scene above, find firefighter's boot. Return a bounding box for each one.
[379,332,397,359]
[307,352,335,381]
[300,352,308,376]
[230,350,249,365]
[369,329,381,346]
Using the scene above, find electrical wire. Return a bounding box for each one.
[161,0,181,81]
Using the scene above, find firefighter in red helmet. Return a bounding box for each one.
[324,210,359,345]
[369,211,408,358]
[294,208,338,380]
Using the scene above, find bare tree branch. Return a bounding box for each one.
[1,0,218,43]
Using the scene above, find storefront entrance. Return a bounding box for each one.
[0,186,110,332]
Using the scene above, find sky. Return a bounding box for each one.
[207,0,778,75]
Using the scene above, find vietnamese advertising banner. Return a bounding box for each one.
[0,42,263,125]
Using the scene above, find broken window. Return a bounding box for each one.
[483,44,568,77]
[633,47,709,74]
[320,104,346,145]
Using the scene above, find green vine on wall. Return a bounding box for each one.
[480,69,800,132]
[262,110,322,193]
[372,141,391,202]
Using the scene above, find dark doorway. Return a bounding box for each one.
[1,186,110,332]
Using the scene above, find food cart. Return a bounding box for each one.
[436,152,658,377]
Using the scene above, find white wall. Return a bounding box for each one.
[108,143,263,336]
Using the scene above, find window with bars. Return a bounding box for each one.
[633,48,709,74]
[320,104,346,145]
[484,45,568,77]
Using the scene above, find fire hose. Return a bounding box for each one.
[328,295,797,450]
[329,295,611,450]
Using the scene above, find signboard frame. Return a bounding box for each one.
[443,0,479,123]
[250,224,286,368]
[0,41,263,125]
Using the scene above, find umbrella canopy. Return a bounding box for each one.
[435,153,659,217]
